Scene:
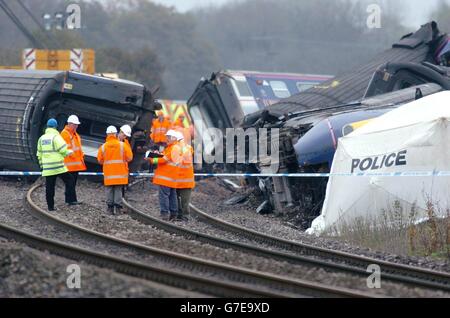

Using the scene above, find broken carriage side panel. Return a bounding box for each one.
[62,72,145,106]
[0,70,155,172]
[51,72,146,133]
[47,72,153,170]
[0,70,65,171]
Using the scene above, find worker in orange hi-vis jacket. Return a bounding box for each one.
[172,114,185,129]
[97,126,133,215]
[60,115,86,205]
[146,130,181,221]
[118,124,133,197]
[118,124,132,156]
[172,130,195,221]
[150,111,171,151]
[172,114,192,145]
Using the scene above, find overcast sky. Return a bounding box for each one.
[151,0,448,28]
[151,0,239,12]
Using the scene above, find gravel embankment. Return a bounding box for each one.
[71,177,449,298]
[0,238,205,298]
[189,178,450,273]
[0,178,205,297]
[127,177,450,273]
[1,177,448,297]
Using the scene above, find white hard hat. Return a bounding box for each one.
[120,125,132,137]
[67,115,81,125]
[165,130,178,139]
[106,126,118,134]
[175,131,184,141]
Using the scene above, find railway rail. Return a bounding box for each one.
[121,181,450,292]
[17,182,374,298]
[189,204,450,290]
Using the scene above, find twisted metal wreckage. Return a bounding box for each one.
[186,22,450,224]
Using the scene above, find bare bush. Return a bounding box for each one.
[325,200,450,260]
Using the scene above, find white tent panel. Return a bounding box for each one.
[307,91,450,235]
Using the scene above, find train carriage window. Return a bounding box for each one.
[393,80,413,91]
[234,79,253,98]
[269,81,291,98]
[296,82,316,92]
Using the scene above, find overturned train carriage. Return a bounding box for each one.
[0,70,155,172]
[254,81,446,219]
[187,21,450,223]
[250,28,450,220]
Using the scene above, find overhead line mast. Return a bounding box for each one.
[0,0,46,48]
[16,0,62,48]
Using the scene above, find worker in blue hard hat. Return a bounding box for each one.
[37,118,77,211]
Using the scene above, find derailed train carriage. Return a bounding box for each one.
[0,70,158,172]
[188,21,450,224]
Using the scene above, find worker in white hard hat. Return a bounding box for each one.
[97,126,133,214]
[106,126,118,134]
[118,124,133,198]
[60,114,85,206]
[146,129,180,221]
[173,130,195,221]
[118,125,132,148]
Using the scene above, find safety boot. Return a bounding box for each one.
[176,215,189,222]
[107,205,114,214]
[160,214,170,221]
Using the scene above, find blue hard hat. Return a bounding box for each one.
[47,118,58,128]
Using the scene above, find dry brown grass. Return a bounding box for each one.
[324,200,450,260]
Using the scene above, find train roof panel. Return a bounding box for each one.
[249,22,442,118]
[222,70,334,80]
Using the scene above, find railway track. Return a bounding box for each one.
[19,182,374,298]
[121,183,450,292]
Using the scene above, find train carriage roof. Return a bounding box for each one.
[252,22,444,119]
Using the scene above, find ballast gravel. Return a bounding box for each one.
[0,177,448,297]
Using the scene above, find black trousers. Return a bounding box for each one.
[176,188,192,217]
[68,171,79,202]
[45,172,76,210]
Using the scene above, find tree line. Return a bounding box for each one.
[0,0,447,99]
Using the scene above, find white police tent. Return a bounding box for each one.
[307,91,450,235]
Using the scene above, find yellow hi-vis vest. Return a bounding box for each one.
[37,128,71,177]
